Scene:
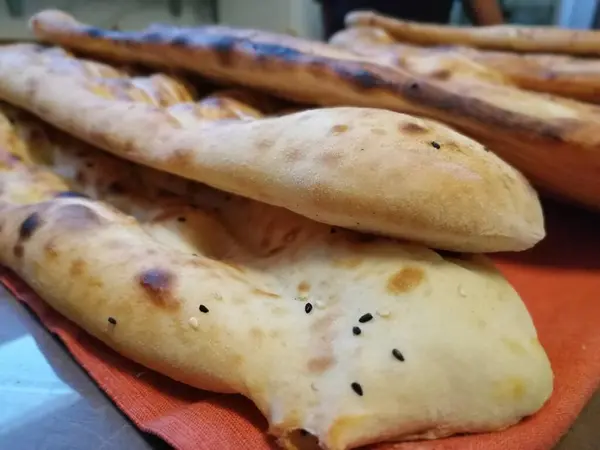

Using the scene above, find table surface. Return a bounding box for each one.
[0,287,598,450]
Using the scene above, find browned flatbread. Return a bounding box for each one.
[25,10,600,214]
[330,26,600,103]
[0,100,553,449]
[0,41,544,253]
[346,10,600,56]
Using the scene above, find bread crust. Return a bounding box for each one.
[0,40,544,252]
[346,10,600,56]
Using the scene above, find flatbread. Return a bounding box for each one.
[0,42,544,253]
[0,100,553,450]
[330,27,512,87]
[25,10,600,214]
[345,10,600,56]
[330,26,600,103]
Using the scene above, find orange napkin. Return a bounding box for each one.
[2,199,600,450]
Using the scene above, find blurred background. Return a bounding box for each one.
[1,0,600,40]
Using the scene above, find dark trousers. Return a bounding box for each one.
[322,0,456,39]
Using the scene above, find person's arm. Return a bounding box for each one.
[463,0,505,25]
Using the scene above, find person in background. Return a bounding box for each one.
[320,0,505,39]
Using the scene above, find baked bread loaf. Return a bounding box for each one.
[331,26,600,103]
[346,10,600,56]
[26,10,600,213]
[0,101,553,450]
[0,42,545,253]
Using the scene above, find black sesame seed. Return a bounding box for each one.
[305,302,313,314]
[177,217,186,222]
[409,82,419,90]
[108,317,117,325]
[55,191,89,200]
[392,348,405,362]
[351,382,363,396]
[199,304,209,313]
[431,141,441,149]
[358,313,373,324]
[352,326,362,336]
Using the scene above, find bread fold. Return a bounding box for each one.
[0,42,544,252]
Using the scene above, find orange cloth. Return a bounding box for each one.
[2,199,600,450]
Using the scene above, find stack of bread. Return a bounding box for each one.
[0,10,558,450]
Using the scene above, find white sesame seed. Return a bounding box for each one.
[188,317,199,329]
[213,293,223,301]
[315,300,326,309]
[458,285,466,297]
[376,309,391,318]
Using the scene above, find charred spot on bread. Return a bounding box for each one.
[171,35,191,46]
[336,67,382,90]
[401,122,428,134]
[244,41,302,62]
[13,244,23,258]
[19,212,42,241]
[85,27,105,38]
[387,267,425,294]
[143,32,164,43]
[207,35,238,54]
[55,191,89,199]
[138,268,178,309]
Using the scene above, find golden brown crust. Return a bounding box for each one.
[25,10,600,212]
[0,41,544,253]
[346,10,600,56]
[0,102,553,450]
[330,26,600,103]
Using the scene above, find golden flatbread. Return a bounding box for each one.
[0,41,544,253]
[346,10,600,56]
[0,99,552,450]
[330,26,600,103]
